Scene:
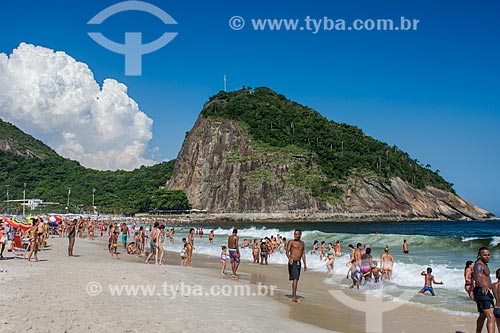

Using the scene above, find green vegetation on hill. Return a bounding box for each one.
[0,119,190,215]
[202,87,454,195]
[0,121,59,158]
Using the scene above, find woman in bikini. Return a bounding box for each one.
[252,239,260,264]
[464,260,474,298]
[326,243,335,273]
[311,240,319,254]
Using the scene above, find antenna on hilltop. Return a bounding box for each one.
[224,74,227,92]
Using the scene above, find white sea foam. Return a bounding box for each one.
[490,236,500,247]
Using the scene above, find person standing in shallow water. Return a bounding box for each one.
[474,247,495,333]
[402,239,409,254]
[380,246,395,281]
[464,260,475,299]
[286,229,307,302]
[418,267,443,296]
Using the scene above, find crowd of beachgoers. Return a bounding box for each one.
[2,215,499,332]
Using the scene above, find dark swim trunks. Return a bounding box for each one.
[228,249,240,264]
[474,287,495,313]
[288,260,301,281]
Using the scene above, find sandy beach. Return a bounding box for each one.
[0,235,478,332]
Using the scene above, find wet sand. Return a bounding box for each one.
[129,240,476,332]
[0,236,477,332]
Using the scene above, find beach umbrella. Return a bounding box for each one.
[49,216,62,223]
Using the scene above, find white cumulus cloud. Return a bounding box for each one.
[0,42,156,170]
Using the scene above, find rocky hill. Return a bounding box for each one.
[166,88,495,221]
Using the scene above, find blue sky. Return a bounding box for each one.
[0,0,499,215]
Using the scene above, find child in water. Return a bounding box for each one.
[419,267,443,296]
[349,260,361,289]
[220,245,229,275]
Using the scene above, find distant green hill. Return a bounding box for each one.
[201,87,454,197]
[0,119,189,215]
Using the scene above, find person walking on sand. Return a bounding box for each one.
[227,229,240,278]
[474,247,495,333]
[155,225,166,265]
[220,245,229,275]
[67,219,77,257]
[419,267,443,296]
[286,229,307,302]
[144,222,159,264]
[27,219,39,262]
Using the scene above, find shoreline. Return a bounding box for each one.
[141,212,499,223]
[0,236,478,332]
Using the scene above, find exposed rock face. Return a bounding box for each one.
[166,117,325,212]
[0,139,21,155]
[167,117,495,220]
[342,176,494,220]
[0,139,44,159]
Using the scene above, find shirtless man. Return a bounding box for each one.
[354,243,362,266]
[37,219,45,251]
[419,267,443,296]
[207,229,213,245]
[402,239,409,254]
[121,223,129,249]
[286,229,307,302]
[228,229,240,278]
[380,246,395,281]
[474,247,495,333]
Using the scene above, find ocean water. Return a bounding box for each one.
[141,220,500,316]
